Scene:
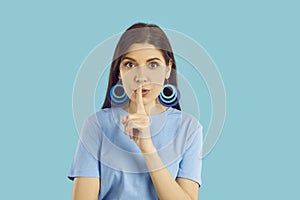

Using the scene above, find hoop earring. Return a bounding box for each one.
[158,79,180,107]
[109,80,129,107]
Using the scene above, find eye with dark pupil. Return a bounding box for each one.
[123,61,159,68]
[125,62,134,68]
[149,62,158,68]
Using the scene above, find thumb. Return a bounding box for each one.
[121,115,128,124]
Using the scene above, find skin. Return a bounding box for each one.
[72,43,199,200]
[119,43,172,116]
[72,177,100,200]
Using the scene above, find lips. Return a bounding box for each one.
[134,88,150,96]
[142,89,150,96]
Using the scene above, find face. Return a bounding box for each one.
[118,43,172,105]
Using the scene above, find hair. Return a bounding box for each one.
[101,22,181,110]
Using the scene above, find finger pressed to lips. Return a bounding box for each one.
[134,88,150,92]
[121,86,150,140]
[133,90,150,98]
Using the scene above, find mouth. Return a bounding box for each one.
[134,88,150,96]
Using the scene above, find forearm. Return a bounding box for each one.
[142,148,193,200]
[72,177,100,200]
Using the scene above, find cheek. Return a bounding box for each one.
[120,71,135,98]
[150,85,163,96]
[122,82,135,99]
[148,69,166,83]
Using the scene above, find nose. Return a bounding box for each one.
[135,76,147,83]
[135,66,148,83]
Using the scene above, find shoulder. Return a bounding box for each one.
[79,108,113,133]
[169,108,203,132]
[85,108,114,123]
[169,109,203,145]
[83,107,125,130]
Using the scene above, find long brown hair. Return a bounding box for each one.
[101,22,181,110]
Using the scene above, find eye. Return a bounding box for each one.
[123,62,135,69]
[148,62,159,69]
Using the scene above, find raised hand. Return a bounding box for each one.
[121,86,155,153]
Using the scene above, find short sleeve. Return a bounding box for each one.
[177,124,203,187]
[67,115,102,181]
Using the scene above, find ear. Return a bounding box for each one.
[165,59,173,79]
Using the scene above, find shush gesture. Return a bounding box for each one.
[121,86,155,153]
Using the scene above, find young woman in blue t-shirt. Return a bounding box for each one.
[68,22,203,200]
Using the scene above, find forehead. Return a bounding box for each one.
[124,43,164,60]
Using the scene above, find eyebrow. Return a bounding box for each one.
[122,56,162,62]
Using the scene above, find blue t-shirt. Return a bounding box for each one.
[68,106,203,200]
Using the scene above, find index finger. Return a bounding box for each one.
[136,86,145,114]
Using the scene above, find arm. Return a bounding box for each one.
[72,177,100,200]
[122,88,201,200]
[142,148,199,200]
[69,115,103,200]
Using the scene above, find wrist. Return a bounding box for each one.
[140,143,157,154]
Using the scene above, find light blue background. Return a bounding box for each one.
[1,0,299,199]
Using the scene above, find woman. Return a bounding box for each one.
[68,22,203,200]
